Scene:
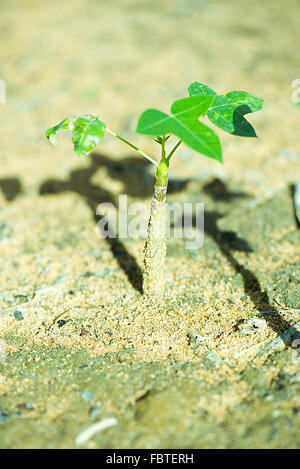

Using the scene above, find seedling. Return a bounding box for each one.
[46,82,263,297]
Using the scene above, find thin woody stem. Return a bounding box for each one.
[143,142,169,297]
[106,128,158,167]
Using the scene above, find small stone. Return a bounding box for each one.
[57,320,66,328]
[0,408,9,422]
[53,275,67,285]
[25,402,34,409]
[189,250,198,261]
[81,389,94,403]
[122,294,132,302]
[14,311,24,321]
[90,407,101,419]
[238,317,268,335]
[0,222,11,242]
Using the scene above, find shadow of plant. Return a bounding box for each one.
[39,152,293,344]
[203,178,248,202]
[39,152,190,294]
[203,210,292,343]
[0,177,22,201]
[232,104,258,137]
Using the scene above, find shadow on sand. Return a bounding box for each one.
[39,155,292,344]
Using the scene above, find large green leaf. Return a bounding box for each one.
[188,82,264,137]
[46,114,106,156]
[136,96,222,162]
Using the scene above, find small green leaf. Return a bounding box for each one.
[46,117,75,145]
[46,114,106,156]
[136,96,222,162]
[188,82,217,97]
[154,135,171,144]
[72,116,106,156]
[189,82,264,137]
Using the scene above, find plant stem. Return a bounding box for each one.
[106,128,158,167]
[143,138,169,297]
[167,139,182,161]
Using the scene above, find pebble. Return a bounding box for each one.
[90,407,101,419]
[14,311,24,321]
[0,408,9,422]
[25,402,35,409]
[53,275,67,285]
[0,222,11,241]
[81,390,94,403]
[238,318,268,335]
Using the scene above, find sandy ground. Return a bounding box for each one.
[0,0,299,449]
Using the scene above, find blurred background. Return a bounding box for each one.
[0,0,299,192]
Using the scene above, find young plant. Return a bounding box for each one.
[46,82,263,297]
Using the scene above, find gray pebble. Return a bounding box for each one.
[25,402,34,409]
[90,407,101,419]
[238,318,267,335]
[81,389,94,403]
[14,311,24,321]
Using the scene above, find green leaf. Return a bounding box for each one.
[136,96,222,162]
[46,114,106,156]
[46,117,75,145]
[72,116,106,156]
[154,135,171,144]
[189,82,263,137]
[188,81,217,97]
[208,92,263,137]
